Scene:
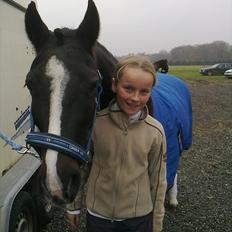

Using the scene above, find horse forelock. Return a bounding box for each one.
[44,55,70,194]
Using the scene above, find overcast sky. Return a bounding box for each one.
[37,0,232,56]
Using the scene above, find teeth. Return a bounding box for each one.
[127,103,138,107]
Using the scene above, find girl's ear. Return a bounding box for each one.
[111,78,117,93]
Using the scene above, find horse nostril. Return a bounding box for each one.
[66,174,80,202]
[53,195,65,205]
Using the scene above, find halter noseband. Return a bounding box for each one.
[25,70,103,165]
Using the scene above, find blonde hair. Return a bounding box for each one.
[113,56,156,86]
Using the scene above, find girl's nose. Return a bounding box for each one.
[131,91,140,101]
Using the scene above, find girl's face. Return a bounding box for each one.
[112,67,154,116]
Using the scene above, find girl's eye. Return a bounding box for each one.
[124,86,133,92]
[140,89,151,96]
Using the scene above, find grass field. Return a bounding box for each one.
[168,65,231,82]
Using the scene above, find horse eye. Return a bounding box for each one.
[25,81,31,90]
[88,81,98,91]
[25,77,33,91]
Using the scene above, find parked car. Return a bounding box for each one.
[200,63,232,76]
[224,69,232,79]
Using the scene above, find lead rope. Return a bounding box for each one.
[0,130,40,158]
[0,131,23,151]
[0,106,40,159]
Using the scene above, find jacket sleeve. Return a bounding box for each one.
[148,129,167,232]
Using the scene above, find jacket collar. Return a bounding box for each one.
[108,99,148,130]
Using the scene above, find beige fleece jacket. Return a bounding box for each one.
[86,102,167,232]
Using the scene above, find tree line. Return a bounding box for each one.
[119,41,232,65]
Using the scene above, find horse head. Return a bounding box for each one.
[154,59,169,73]
[25,0,101,206]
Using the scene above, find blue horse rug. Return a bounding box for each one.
[151,73,192,189]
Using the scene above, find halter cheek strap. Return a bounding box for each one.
[25,70,103,164]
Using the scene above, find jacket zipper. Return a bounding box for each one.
[111,125,128,219]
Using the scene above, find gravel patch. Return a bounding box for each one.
[42,78,232,232]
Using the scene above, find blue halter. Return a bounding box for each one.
[25,70,103,164]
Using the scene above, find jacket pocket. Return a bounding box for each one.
[135,173,153,215]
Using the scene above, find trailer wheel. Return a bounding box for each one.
[9,191,37,232]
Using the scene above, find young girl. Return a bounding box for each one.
[67,56,167,232]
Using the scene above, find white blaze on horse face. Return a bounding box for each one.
[45,56,70,195]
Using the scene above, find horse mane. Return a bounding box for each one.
[94,42,117,109]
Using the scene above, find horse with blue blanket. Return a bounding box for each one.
[151,69,192,206]
[24,0,192,228]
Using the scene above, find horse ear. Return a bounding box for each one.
[76,0,100,53]
[25,1,50,53]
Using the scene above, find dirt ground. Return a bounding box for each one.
[43,78,232,232]
[163,79,232,232]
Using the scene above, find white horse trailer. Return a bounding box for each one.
[0,0,41,231]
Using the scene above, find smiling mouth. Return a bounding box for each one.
[126,102,140,108]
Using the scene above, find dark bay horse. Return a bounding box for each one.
[152,73,192,206]
[153,59,169,73]
[153,59,192,206]
[24,0,116,227]
[24,0,192,227]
